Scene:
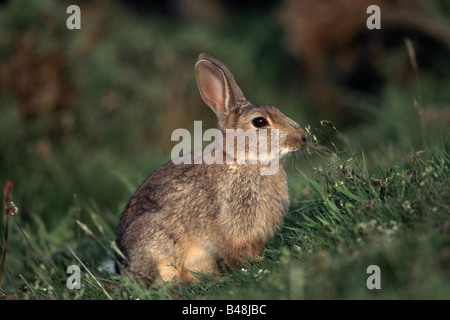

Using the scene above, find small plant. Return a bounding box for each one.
[0,181,18,289]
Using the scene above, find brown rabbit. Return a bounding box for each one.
[115,53,307,285]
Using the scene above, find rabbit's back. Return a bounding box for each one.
[116,156,221,254]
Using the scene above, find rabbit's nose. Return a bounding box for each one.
[298,127,307,145]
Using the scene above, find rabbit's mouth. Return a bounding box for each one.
[281,138,308,156]
[281,131,307,156]
[280,145,301,157]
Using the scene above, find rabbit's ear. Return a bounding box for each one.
[195,53,249,117]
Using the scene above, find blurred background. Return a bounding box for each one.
[0,0,449,242]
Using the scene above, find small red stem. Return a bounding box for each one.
[0,181,15,288]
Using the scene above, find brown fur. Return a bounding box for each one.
[115,53,306,285]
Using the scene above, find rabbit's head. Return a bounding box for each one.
[195,53,306,165]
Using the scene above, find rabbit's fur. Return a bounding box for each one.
[115,53,306,285]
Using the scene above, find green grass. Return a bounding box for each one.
[0,0,449,300]
[1,134,448,300]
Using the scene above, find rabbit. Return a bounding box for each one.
[115,53,307,285]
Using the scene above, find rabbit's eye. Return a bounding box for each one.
[252,117,269,128]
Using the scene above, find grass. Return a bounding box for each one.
[1,129,448,300]
[0,0,449,300]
